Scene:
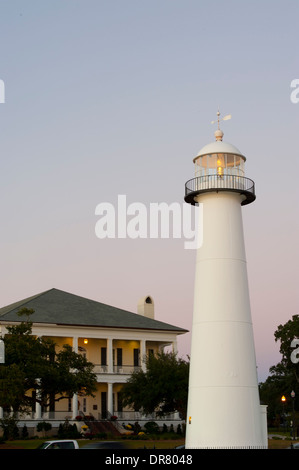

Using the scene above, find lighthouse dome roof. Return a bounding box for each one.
[195,140,245,161]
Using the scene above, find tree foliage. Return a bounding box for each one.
[259,314,299,423]
[273,314,299,381]
[120,351,189,419]
[0,308,97,414]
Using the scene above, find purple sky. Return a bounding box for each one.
[0,1,298,382]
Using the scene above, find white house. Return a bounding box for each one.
[0,288,187,432]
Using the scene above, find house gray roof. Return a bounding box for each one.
[0,288,187,333]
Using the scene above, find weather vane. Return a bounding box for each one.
[211,110,231,130]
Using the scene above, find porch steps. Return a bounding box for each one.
[87,420,122,437]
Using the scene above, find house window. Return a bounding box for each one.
[101,392,107,419]
[32,391,36,413]
[117,392,123,412]
[49,393,55,413]
[101,347,107,366]
[117,348,123,366]
[133,348,140,367]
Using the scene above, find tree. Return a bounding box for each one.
[120,351,189,420]
[273,314,299,382]
[259,315,299,425]
[0,308,97,414]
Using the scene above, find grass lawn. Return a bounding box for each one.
[0,437,297,449]
[0,437,185,450]
[268,439,294,449]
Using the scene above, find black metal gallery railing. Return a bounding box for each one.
[184,174,256,206]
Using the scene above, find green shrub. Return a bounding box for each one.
[57,419,80,439]
[95,432,108,439]
[144,421,160,434]
[36,421,52,433]
[22,424,29,439]
[0,416,19,440]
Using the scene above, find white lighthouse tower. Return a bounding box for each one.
[184,112,266,448]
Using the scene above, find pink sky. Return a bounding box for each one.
[0,1,298,383]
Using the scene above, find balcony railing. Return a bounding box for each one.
[5,409,181,422]
[93,364,141,374]
[185,174,256,206]
[112,411,181,421]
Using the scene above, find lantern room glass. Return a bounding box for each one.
[194,153,245,178]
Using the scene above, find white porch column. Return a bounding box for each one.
[107,383,113,416]
[107,338,113,373]
[73,336,78,353]
[140,339,146,371]
[0,407,3,419]
[72,393,78,419]
[172,340,178,355]
[35,401,42,420]
[35,379,42,420]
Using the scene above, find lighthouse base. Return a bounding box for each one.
[185,388,267,449]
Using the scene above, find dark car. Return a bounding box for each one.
[81,441,127,449]
[287,442,299,449]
